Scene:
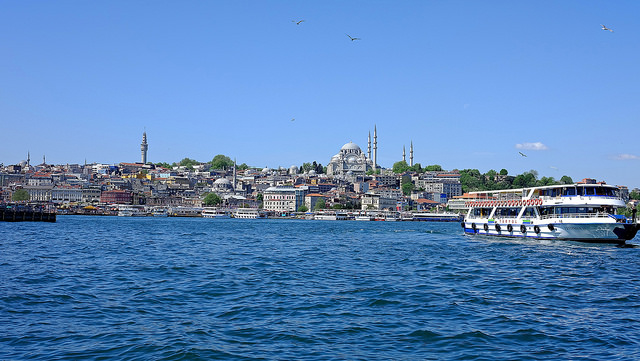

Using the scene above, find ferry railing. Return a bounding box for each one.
[539,213,612,220]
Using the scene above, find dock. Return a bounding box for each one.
[0,203,57,222]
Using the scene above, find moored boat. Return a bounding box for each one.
[202,207,231,219]
[412,212,462,222]
[117,205,147,217]
[314,211,348,220]
[461,183,640,244]
[233,208,267,219]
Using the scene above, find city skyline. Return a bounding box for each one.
[1,1,639,187]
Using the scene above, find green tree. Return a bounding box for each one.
[155,162,172,169]
[629,191,640,200]
[409,163,423,173]
[485,169,497,182]
[314,198,326,211]
[537,176,557,187]
[178,157,199,170]
[392,160,409,173]
[256,193,264,202]
[460,169,483,193]
[238,163,249,170]
[425,164,443,171]
[209,154,234,170]
[301,162,313,172]
[500,169,508,176]
[332,204,344,209]
[12,189,29,201]
[560,175,573,184]
[297,205,309,212]
[401,181,415,196]
[203,193,222,206]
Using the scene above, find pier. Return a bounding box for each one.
[0,203,57,222]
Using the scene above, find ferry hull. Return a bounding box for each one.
[462,221,640,244]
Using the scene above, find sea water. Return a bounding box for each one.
[1,216,639,360]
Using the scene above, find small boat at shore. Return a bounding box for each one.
[461,183,640,244]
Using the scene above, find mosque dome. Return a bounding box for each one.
[262,167,271,173]
[289,165,298,174]
[214,178,231,185]
[341,142,361,152]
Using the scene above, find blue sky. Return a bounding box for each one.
[1,1,639,187]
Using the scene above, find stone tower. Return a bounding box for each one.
[141,132,148,164]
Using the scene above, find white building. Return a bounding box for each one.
[361,193,397,211]
[263,186,299,213]
[51,186,83,203]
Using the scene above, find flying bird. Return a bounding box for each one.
[291,118,295,122]
[601,24,613,32]
[346,34,361,41]
[292,20,305,25]
[519,152,527,157]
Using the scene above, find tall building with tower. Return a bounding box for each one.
[141,132,148,164]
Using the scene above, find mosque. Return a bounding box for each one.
[326,126,414,177]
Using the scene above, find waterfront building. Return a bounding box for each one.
[304,193,325,211]
[23,185,53,202]
[51,185,83,204]
[415,178,462,199]
[361,193,396,211]
[263,186,299,213]
[373,188,404,201]
[27,173,53,186]
[101,189,132,204]
[82,187,102,203]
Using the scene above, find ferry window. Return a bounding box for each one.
[585,187,596,196]
[595,187,606,196]
[562,187,576,196]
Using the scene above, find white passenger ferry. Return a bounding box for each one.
[117,205,147,217]
[412,212,462,222]
[202,207,231,219]
[233,208,267,219]
[462,183,639,244]
[314,211,348,220]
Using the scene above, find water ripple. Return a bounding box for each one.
[1,217,639,360]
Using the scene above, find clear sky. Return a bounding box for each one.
[1,1,639,187]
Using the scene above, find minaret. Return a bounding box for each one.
[141,131,148,164]
[27,151,30,168]
[373,125,378,171]
[233,158,237,191]
[367,131,372,160]
[410,141,414,167]
[403,145,406,162]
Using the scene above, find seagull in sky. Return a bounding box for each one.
[601,24,613,32]
[346,34,361,41]
[292,20,305,25]
[291,118,295,122]
[519,152,527,157]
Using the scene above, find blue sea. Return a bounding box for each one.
[1,216,640,360]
